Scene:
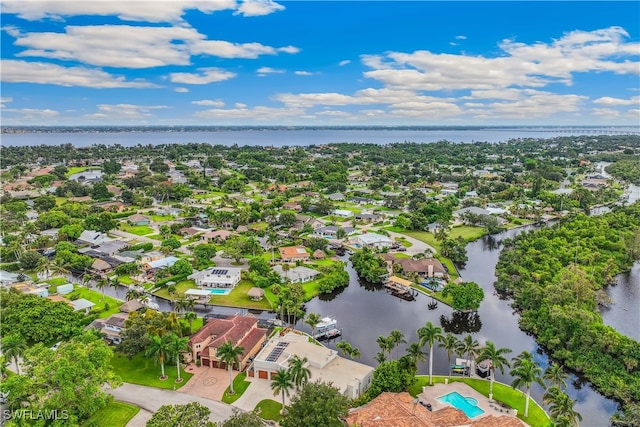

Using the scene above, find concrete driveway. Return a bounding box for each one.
[177,365,231,401]
[232,375,292,412]
[107,383,237,424]
[384,230,436,256]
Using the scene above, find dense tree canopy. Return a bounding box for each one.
[280,381,350,427]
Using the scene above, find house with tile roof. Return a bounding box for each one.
[188,315,267,371]
[278,245,310,262]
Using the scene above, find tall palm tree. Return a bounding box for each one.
[374,351,387,364]
[511,350,534,367]
[110,276,121,297]
[2,334,27,375]
[145,334,172,379]
[460,334,480,377]
[271,368,294,414]
[165,311,181,336]
[544,363,569,390]
[388,329,406,360]
[543,386,583,427]
[376,335,394,358]
[184,311,197,334]
[510,355,544,417]
[288,355,311,391]
[477,341,512,396]
[216,341,244,394]
[304,312,321,339]
[96,278,108,300]
[405,342,426,370]
[166,333,189,383]
[125,287,140,301]
[417,321,443,385]
[439,333,460,378]
[349,346,361,360]
[35,256,52,279]
[50,259,70,278]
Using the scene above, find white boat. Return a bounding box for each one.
[313,317,341,339]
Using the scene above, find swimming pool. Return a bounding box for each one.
[437,391,485,418]
[208,288,231,295]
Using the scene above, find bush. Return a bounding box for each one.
[128,242,153,252]
[155,274,189,287]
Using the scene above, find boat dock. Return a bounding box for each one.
[384,276,418,300]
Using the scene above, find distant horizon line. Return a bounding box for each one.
[3,125,639,130]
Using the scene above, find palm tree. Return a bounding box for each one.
[35,256,52,279]
[126,287,140,301]
[145,334,172,379]
[439,333,460,378]
[349,346,361,359]
[216,341,244,394]
[336,340,353,358]
[374,351,386,364]
[417,321,443,385]
[96,278,108,300]
[376,335,394,358]
[82,273,93,288]
[270,368,294,414]
[184,311,197,334]
[543,386,583,426]
[165,311,181,336]
[477,341,512,396]
[510,354,544,417]
[304,312,321,339]
[2,334,27,375]
[405,342,426,370]
[388,329,406,359]
[288,355,311,391]
[544,363,569,390]
[110,276,121,297]
[50,259,70,278]
[166,333,189,383]
[460,334,480,377]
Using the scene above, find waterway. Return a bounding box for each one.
[2,127,639,147]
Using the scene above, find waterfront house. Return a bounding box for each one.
[272,265,320,283]
[278,246,310,262]
[353,233,393,250]
[188,315,267,370]
[188,267,242,288]
[127,214,151,226]
[249,332,373,399]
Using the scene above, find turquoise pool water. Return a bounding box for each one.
[437,391,485,418]
[209,288,231,295]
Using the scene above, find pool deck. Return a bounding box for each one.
[418,382,519,420]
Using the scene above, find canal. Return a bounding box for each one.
[300,223,630,426]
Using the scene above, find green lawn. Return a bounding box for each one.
[82,401,139,427]
[184,316,204,334]
[117,275,135,285]
[254,399,284,422]
[120,224,155,236]
[408,376,549,427]
[154,280,198,300]
[437,256,460,281]
[110,352,193,390]
[67,287,122,319]
[65,166,97,177]
[449,225,486,241]
[411,284,454,307]
[209,280,272,310]
[221,372,251,404]
[150,215,175,221]
[393,253,411,259]
[46,277,68,286]
[55,196,68,206]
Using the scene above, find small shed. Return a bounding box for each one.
[313,249,325,259]
[247,287,265,301]
[57,283,75,294]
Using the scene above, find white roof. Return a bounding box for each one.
[146,256,179,269]
[355,233,392,244]
[185,289,212,296]
[71,298,95,311]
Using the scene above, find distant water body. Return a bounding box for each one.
[2,127,639,147]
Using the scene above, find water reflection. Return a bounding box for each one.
[440,311,482,334]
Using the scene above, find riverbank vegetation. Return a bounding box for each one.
[495,202,640,422]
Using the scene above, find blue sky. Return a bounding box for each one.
[1,1,639,126]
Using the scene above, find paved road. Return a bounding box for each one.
[107,383,237,424]
[385,230,436,256]
[110,229,191,255]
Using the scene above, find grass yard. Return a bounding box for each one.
[82,401,139,427]
[411,284,454,306]
[110,352,193,390]
[117,275,135,285]
[65,166,93,177]
[55,196,68,206]
[184,316,204,334]
[150,215,175,221]
[393,253,411,259]
[46,277,68,286]
[408,376,549,427]
[154,280,198,299]
[254,399,284,422]
[221,372,251,404]
[67,287,122,319]
[209,280,272,310]
[120,224,155,236]
[449,225,486,241]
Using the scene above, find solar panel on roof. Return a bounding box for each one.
[211,269,228,275]
[265,342,289,362]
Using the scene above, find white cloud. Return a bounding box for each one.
[192,99,225,107]
[235,103,247,108]
[2,1,237,23]
[2,108,59,120]
[84,103,169,120]
[1,60,156,88]
[0,97,13,107]
[455,35,467,40]
[195,105,306,121]
[294,71,313,76]
[6,24,299,69]
[338,60,351,66]
[169,68,237,84]
[592,108,621,119]
[257,67,285,76]
[593,96,640,106]
[234,0,285,17]
[360,26,639,92]
[174,87,189,93]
